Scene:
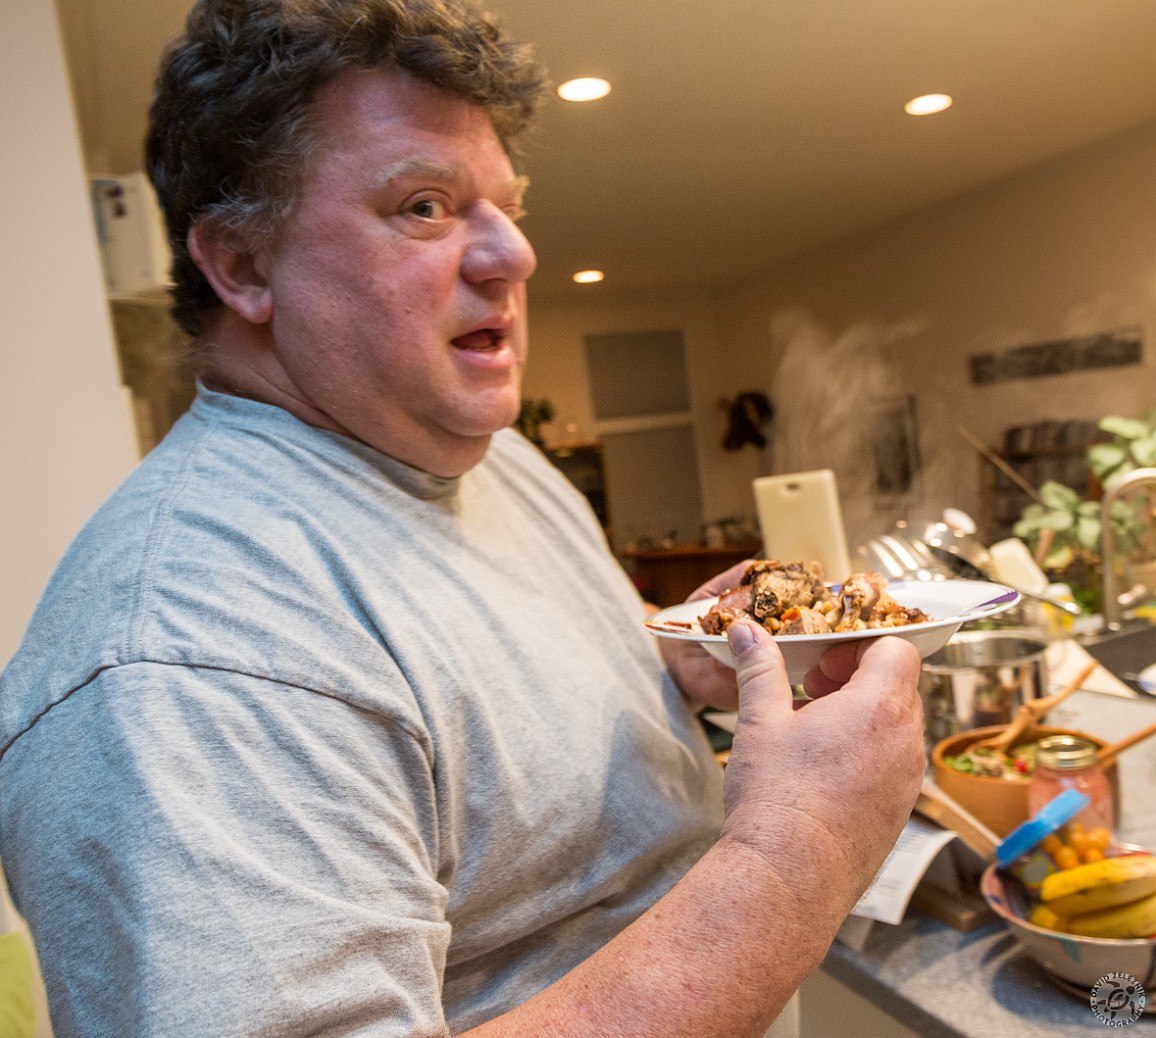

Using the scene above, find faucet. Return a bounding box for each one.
[1100,466,1156,630]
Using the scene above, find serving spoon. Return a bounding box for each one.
[1095,719,1156,769]
[967,660,1098,755]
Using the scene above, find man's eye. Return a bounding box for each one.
[408,197,449,220]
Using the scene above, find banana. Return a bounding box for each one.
[1040,854,1156,917]
[1028,904,1066,932]
[1048,872,1156,917]
[1063,889,1156,940]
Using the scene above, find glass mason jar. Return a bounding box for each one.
[1027,735,1115,838]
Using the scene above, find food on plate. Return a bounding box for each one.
[1040,821,1113,869]
[1059,889,1156,939]
[943,744,1038,779]
[698,560,932,637]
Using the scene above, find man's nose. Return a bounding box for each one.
[461,202,538,286]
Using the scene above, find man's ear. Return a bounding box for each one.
[187,223,273,325]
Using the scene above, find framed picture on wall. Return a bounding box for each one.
[869,393,921,502]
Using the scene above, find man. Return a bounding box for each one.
[0,1,927,1035]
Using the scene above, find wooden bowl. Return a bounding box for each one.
[931,725,1120,838]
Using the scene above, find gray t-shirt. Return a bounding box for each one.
[0,387,724,1038]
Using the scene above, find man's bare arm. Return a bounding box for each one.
[467,622,926,1038]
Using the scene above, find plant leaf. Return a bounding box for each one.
[1039,481,1080,511]
[1039,511,1074,532]
[1131,433,1156,466]
[1076,515,1102,550]
[1088,442,1127,477]
[1013,516,1042,538]
[1100,416,1148,440]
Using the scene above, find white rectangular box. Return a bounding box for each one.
[752,469,852,581]
[89,172,172,296]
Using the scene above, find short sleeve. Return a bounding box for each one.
[1,662,452,1038]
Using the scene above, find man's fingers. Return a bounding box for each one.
[800,641,861,698]
[801,635,924,700]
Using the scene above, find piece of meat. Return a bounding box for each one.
[870,593,931,628]
[699,584,754,635]
[743,560,831,624]
[695,560,931,639]
[835,571,888,631]
[777,606,834,635]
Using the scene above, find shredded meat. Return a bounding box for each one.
[835,571,887,631]
[699,585,754,635]
[777,606,834,635]
[698,559,931,636]
[743,560,829,624]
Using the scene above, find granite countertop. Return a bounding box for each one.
[823,688,1156,1037]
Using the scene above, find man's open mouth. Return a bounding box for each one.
[452,328,504,351]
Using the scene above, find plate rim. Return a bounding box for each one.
[644,577,1019,647]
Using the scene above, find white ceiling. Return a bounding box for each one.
[56,0,1156,304]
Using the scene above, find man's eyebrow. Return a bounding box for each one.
[376,157,460,187]
[375,160,530,200]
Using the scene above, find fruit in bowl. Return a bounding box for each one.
[981,847,1156,990]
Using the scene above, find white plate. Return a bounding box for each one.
[1137,663,1156,694]
[645,578,1019,683]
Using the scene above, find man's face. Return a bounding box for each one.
[253,68,537,475]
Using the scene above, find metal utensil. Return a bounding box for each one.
[860,532,1081,617]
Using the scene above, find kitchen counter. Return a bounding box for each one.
[823,687,1156,1036]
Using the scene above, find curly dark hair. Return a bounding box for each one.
[146,0,547,339]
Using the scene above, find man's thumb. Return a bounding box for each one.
[726,619,792,725]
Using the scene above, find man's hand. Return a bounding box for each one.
[653,560,752,712]
[473,598,926,1038]
[719,619,926,917]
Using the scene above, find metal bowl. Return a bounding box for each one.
[919,630,1049,749]
[980,859,1156,992]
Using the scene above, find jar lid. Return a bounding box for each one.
[1036,734,1097,770]
[996,788,1091,865]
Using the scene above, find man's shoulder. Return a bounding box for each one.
[0,412,405,755]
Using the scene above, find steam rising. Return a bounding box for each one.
[767,308,958,551]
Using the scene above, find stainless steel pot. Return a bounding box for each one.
[919,630,1049,750]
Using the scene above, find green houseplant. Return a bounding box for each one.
[1014,410,1156,613]
[514,397,555,447]
[1087,410,1156,484]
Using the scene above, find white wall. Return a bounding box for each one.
[523,291,771,536]
[713,116,1156,548]
[528,118,1156,553]
[0,0,137,665]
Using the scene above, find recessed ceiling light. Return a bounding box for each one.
[572,269,605,284]
[904,93,953,116]
[557,78,611,103]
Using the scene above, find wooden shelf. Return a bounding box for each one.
[977,423,1103,543]
[620,540,761,607]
